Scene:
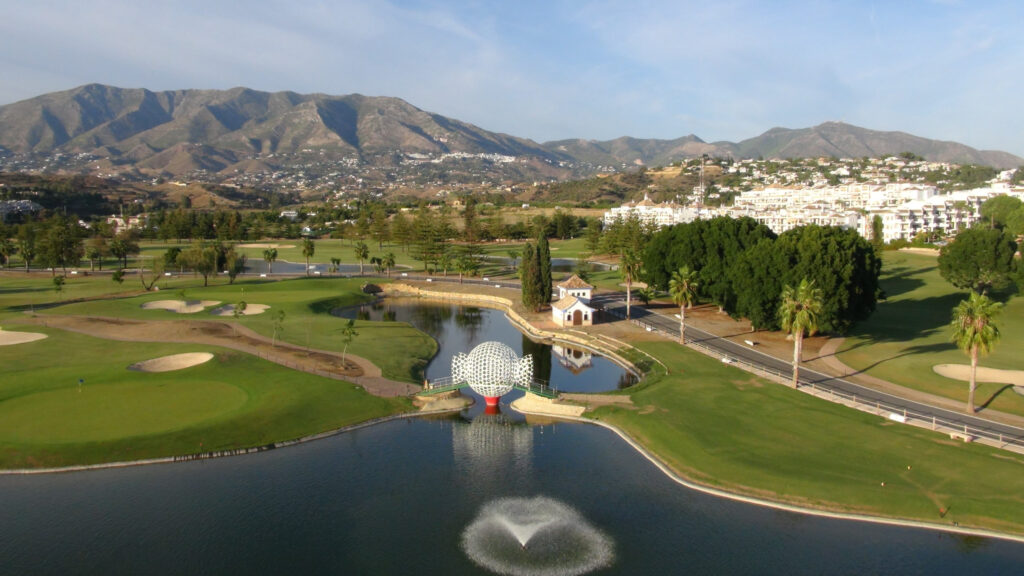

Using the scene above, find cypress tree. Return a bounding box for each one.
[520,242,541,311]
[537,233,552,303]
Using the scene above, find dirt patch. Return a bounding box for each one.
[898,247,939,256]
[128,352,214,372]
[733,377,764,390]
[237,243,296,249]
[933,364,1024,386]
[17,314,418,398]
[142,300,221,314]
[0,329,47,346]
[209,304,270,316]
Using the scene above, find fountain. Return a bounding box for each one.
[461,496,614,576]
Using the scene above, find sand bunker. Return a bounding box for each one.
[0,328,48,346]
[933,364,1024,386]
[128,352,214,373]
[142,300,221,314]
[237,243,295,249]
[209,303,270,316]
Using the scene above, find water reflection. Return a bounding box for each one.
[453,408,533,486]
[522,335,553,385]
[552,344,592,375]
[335,299,636,393]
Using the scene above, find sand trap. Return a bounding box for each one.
[933,364,1024,386]
[209,303,270,316]
[128,352,214,373]
[237,243,295,249]
[0,328,48,346]
[142,300,221,314]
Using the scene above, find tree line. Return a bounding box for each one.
[643,217,883,334]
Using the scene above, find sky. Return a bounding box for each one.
[1,0,1022,156]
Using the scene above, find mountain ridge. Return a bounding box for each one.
[0,84,1019,184]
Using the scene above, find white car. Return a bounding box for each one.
[721,356,736,364]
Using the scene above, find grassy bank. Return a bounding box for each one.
[0,328,405,468]
[27,276,436,382]
[837,251,1024,416]
[0,273,438,468]
[592,339,1024,534]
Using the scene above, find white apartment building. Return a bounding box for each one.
[858,187,1022,243]
[602,193,699,228]
[603,182,1024,243]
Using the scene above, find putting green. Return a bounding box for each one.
[0,380,248,443]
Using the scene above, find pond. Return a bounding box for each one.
[1,298,1022,574]
[1,416,1022,575]
[335,299,637,394]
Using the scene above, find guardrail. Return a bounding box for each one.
[603,305,1024,454]
[421,375,558,398]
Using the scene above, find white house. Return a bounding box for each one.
[551,275,596,327]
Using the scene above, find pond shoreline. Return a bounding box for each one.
[8,283,1024,547]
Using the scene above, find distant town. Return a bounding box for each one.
[605,156,1023,242]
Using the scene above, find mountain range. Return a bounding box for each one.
[0,84,1019,185]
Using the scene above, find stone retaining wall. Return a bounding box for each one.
[384,283,641,378]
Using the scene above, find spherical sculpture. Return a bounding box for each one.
[452,341,533,406]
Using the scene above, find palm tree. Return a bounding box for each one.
[382,252,396,278]
[951,292,1002,413]
[301,238,315,276]
[263,248,277,275]
[778,278,823,388]
[438,251,452,277]
[0,237,13,269]
[669,266,699,345]
[339,318,358,366]
[455,254,477,284]
[354,241,369,275]
[619,250,641,319]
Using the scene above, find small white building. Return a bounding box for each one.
[551,275,596,327]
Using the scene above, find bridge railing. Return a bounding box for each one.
[604,305,1024,453]
[421,376,558,399]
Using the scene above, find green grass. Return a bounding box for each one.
[31,276,437,383]
[837,251,1024,416]
[595,340,1024,534]
[0,328,405,468]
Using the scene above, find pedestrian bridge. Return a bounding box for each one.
[420,376,559,399]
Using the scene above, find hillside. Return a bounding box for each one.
[723,121,1020,168]
[0,84,567,180]
[0,84,1020,192]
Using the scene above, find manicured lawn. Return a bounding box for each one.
[595,340,1024,534]
[837,251,1024,415]
[32,276,437,382]
[0,328,406,468]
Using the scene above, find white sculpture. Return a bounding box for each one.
[452,341,533,406]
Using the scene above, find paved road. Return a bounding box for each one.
[589,291,1024,450]
[31,265,1023,449]
[381,274,1024,449]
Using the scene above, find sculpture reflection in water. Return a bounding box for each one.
[451,340,615,575]
[453,411,615,576]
